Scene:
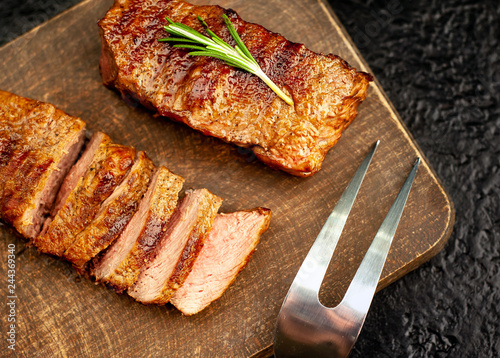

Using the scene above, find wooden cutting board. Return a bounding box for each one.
[0,0,454,356]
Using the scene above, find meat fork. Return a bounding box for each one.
[274,141,420,357]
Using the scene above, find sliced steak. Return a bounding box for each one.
[98,0,372,176]
[0,90,273,315]
[93,166,184,292]
[0,91,40,194]
[0,90,86,238]
[51,132,107,218]
[128,188,222,304]
[63,151,155,270]
[171,208,271,315]
[33,138,136,256]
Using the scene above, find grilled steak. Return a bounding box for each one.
[33,135,136,256]
[50,132,108,218]
[93,166,184,292]
[128,188,222,304]
[99,0,372,176]
[171,208,271,315]
[0,90,86,238]
[63,151,155,269]
[1,91,273,315]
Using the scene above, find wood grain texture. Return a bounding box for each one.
[0,0,454,357]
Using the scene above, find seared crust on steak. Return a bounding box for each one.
[0,90,86,238]
[93,166,184,292]
[33,137,136,256]
[171,208,271,315]
[0,91,273,315]
[63,151,155,269]
[99,0,372,176]
[128,188,222,305]
[51,132,106,218]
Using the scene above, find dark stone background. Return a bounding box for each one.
[0,0,498,357]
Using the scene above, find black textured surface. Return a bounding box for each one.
[0,0,499,357]
[329,1,500,357]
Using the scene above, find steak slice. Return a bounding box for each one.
[0,90,86,238]
[50,132,107,219]
[128,188,222,304]
[33,137,136,256]
[93,166,184,292]
[171,208,271,315]
[98,0,372,176]
[63,151,155,270]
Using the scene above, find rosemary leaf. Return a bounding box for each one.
[160,15,294,106]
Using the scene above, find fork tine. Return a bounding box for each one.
[275,155,420,358]
[341,158,420,314]
[274,142,378,357]
[288,141,379,294]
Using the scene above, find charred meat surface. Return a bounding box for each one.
[99,0,372,176]
[171,208,271,315]
[0,90,86,238]
[63,151,155,269]
[33,136,136,256]
[51,132,107,218]
[93,166,184,292]
[128,188,222,305]
[0,91,273,316]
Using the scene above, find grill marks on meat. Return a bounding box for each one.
[171,208,272,315]
[1,90,273,315]
[63,151,155,270]
[33,135,136,256]
[0,90,86,238]
[98,0,372,176]
[128,189,222,304]
[93,166,184,292]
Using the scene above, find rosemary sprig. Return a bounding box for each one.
[159,14,294,106]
